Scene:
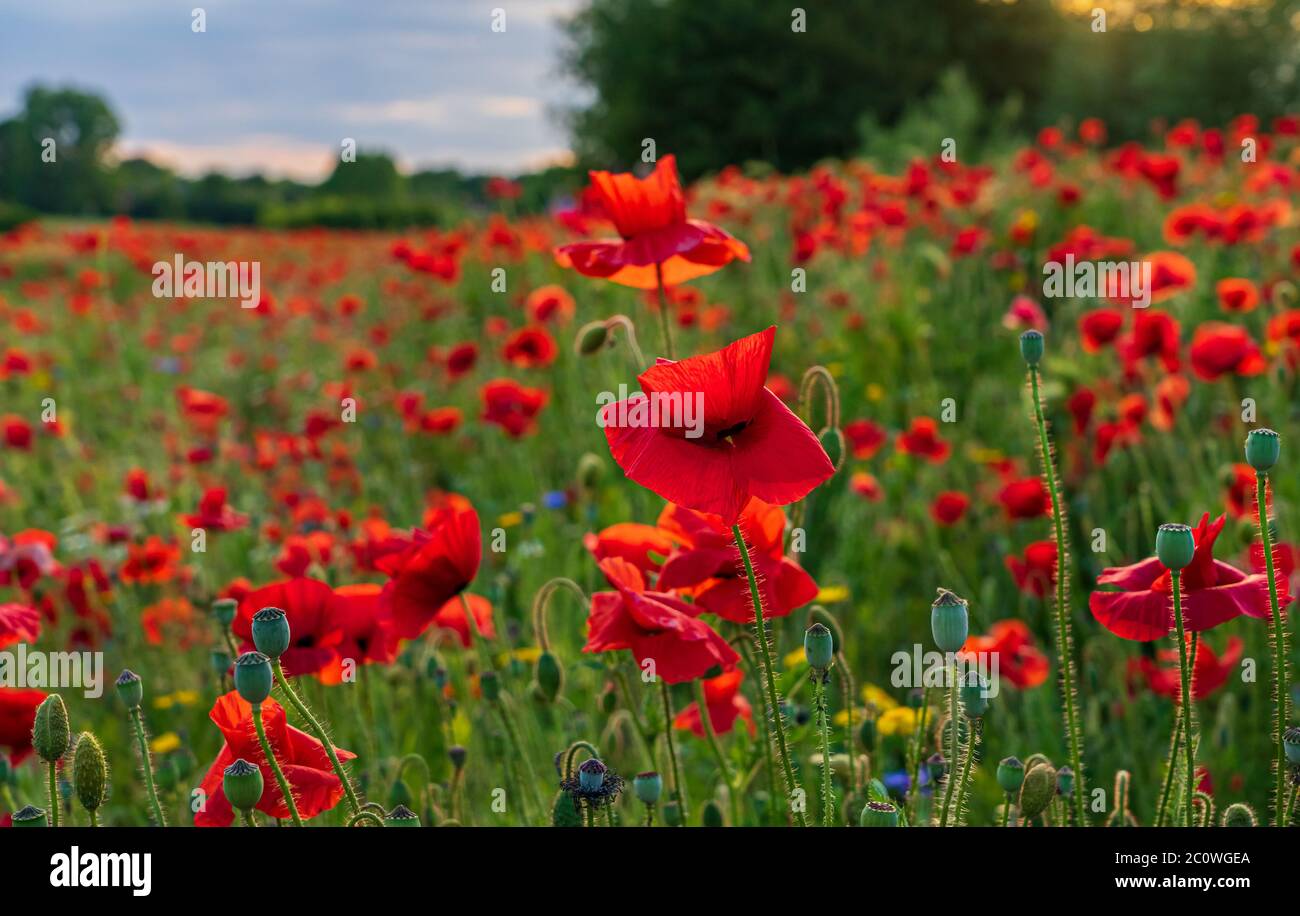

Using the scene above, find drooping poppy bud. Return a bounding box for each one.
[251,607,291,659]
[535,651,563,702]
[1018,761,1057,820]
[576,321,609,355]
[32,694,70,763]
[222,758,264,812]
[233,652,273,705]
[1155,522,1195,571]
[1245,427,1280,472]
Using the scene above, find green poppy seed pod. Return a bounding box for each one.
[662,801,683,827]
[385,804,421,827]
[576,452,604,491]
[449,745,467,771]
[576,320,609,355]
[211,597,238,627]
[1019,329,1044,366]
[1156,523,1196,571]
[819,427,845,472]
[535,651,563,703]
[251,607,291,659]
[996,756,1025,794]
[858,800,899,827]
[233,652,273,705]
[32,694,70,763]
[930,588,969,653]
[1018,761,1057,820]
[72,732,108,813]
[1285,727,1300,765]
[858,716,876,753]
[634,771,662,805]
[1221,802,1258,827]
[479,670,501,702]
[960,671,990,719]
[116,669,144,710]
[1245,428,1280,472]
[803,622,835,671]
[1057,765,1075,797]
[578,758,607,792]
[211,649,232,676]
[222,758,264,812]
[701,800,725,827]
[12,804,47,827]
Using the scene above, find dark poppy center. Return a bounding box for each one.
[715,420,748,442]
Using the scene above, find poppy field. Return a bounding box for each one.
[3,117,1300,833]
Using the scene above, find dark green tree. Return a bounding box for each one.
[0,85,121,213]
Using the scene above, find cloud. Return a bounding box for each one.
[118,137,338,182]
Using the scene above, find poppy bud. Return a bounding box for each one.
[534,651,563,702]
[803,622,835,670]
[72,732,107,814]
[662,801,683,826]
[211,598,237,627]
[222,758,264,812]
[233,652,273,705]
[12,804,47,827]
[1285,727,1300,765]
[1019,329,1044,366]
[598,681,617,714]
[1155,523,1195,571]
[116,669,143,709]
[578,758,607,792]
[251,607,291,659]
[385,804,421,827]
[960,671,989,719]
[1018,762,1057,820]
[858,799,899,827]
[577,452,604,491]
[996,756,1025,794]
[701,800,724,827]
[930,588,969,653]
[1057,765,1075,797]
[634,771,662,805]
[858,716,876,753]
[575,320,609,355]
[819,427,845,471]
[480,670,501,702]
[449,745,467,771]
[1221,802,1258,826]
[32,694,70,763]
[211,649,232,676]
[1245,427,1280,472]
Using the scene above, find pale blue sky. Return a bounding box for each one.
[0,0,586,179]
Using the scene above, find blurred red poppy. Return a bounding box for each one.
[481,378,547,438]
[931,492,970,525]
[583,522,679,575]
[234,578,345,677]
[960,620,1049,689]
[1131,635,1242,702]
[896,417,950,463]
[1215,278,1259,313]
[843,419,886,459]
[1006,540,1057,598]
[182,487,249,532]
[378,494,482,640]
[674,669,754,736]
[1189,322,1266,382]
[555,155,751,289]
[0,603,40,648]
[502,326,558,368]
[0,687,46,764]
[997,476,1049,520]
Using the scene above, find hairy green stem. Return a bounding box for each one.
[733,523,807,826]
[273,659,360,816]
[129,707,166,826]
[939,663,960,827]
[953,722,978,825]
[814,675,835,826]
[252,703,303,827]
[1155,727,1180,827]
[47,761,59,827]
[1171,571,1194,828]
[1257,472,1290,826]
[659,679,687,825]
[1028,364,1087,825]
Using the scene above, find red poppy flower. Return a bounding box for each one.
[1131,635,1243,702]
[895,417,950,463]
[524,285,575,324]
[378,494,481,640]
[1066,386,1096,435]
[601,326,833,524]
[2,416,32,450]
[1189,322,1266,382]
[481,378,547,438]
[850,471,882,501]
[319,583,399,684]
[0,603,40,648]
[960,620,1049,689]
[426,592,495,648]
[445,342,478,379]
[997,476,1049,520]
[655,498,818,623]
[1079,308,1124,353]
[0,687,46,764]
[502,326,558,368]
[234,578,345,677]
[583,557,738,684]
[931,492,970,525]
[1120,309,1181,373]
[583,522,679,575]
[182,487,249,532]
[119,536,181,585]
[1006,540,1057,598]
[123,468,153,502]
[1224,463,1257,519]
[1090,512,1289,641]
[673,669,754,737]
[1150,374,1190,431]
[843,419,886,460]
[1216,278,1259,313]
[555,155,750,289]
[195,691,356,827]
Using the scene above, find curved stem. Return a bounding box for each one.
[346,810,385,827]
[459,592,495,673]
[1171,571,1195,828]
[47,761,59,827]
[814,675,835,826]
[659,679,687,825]
[273,659,360,816]
[605,314,646,369]
[129,707,166,826]
[1257,471,1290,826]
[1028,365,1086,825]
[733,523,807,826]
[493,697,543,824]
[1154,727,1180,827]
[654,262,674,359]
[531,577,588,652]
[252,703,303,827]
